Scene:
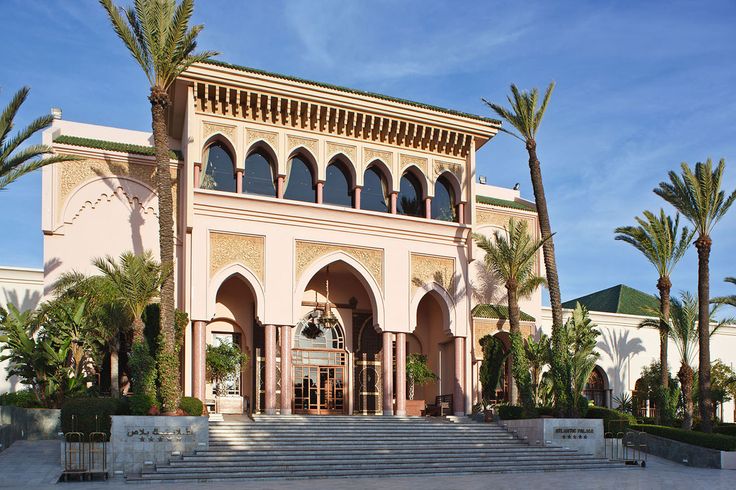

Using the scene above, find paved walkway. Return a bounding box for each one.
[0,439,733,489]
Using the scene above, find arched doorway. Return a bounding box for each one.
[294,261,379,414]
[584,365,610,408]
[411,291,454,403]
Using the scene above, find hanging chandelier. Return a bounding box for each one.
[300,266,339,339]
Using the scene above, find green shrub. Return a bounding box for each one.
[130,392,159,415]
[60,397,129,439]
[536,406,555,417]
[498,405,525,420]
[179,397,204,416]
[129,340,157,400]
[714,425,736,437]
[631,424,736,451]
[0,389,40,408]
[586,406,636,433]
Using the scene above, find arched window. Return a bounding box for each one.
[323,160,353,207]
[202,142,235,192]
[243,150,276,196]
[397,171,423,217]
[432,175,457,222]
[362,165,389,212]
[284,155,316,203]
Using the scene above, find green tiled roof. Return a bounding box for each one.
[562,284,658,316]
[201,60,501,125]
[476,195,536,211]
[54,135,181,160]
[472,304,536,322]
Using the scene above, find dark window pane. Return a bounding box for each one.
[362,166,388,212]
[432,177,457,222]
[285,156,316,202]
[323,161,352,207]
[243,151,276,196]
[397,172,423,217]
[202,142,235,192]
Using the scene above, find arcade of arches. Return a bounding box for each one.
[192,260,466,416]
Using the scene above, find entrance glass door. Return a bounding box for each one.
[293,361,345,414]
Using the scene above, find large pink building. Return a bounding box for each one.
[41,61,543,416]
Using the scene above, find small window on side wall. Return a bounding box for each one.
[202,142,236,192]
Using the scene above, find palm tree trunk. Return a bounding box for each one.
[150,86,180,413]
[525,140,563,330]
[507,283,519,405]
[695,236,713,432]
[110,336,120,399]
[679,362,694,430]
[656,277,671,424]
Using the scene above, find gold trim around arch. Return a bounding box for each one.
[295,240,383,292]
[209,231,265,281]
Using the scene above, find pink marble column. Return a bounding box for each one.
[193,162,202,189]
[454,336,465,416]
[280,325,292,415]
[425,197,432,219]
[382,331,394,416]
[277,175,285,198]
[235,169,243,193]
[192,320,206,401]
[265,324,277,415]
[395,333,406,416]
[457,202,465,224]
[390,192,398,214]
[354,186,361,209]
[316,181,324,204]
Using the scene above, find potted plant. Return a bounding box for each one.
[406,353,437,416]
[206,341,248,414]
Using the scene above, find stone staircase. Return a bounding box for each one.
[130,415,623,483]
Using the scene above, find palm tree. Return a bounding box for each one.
[474,218,548,408]
[99,0,217,411]
[641,292,731,429]
[614,209,692,411]
[1,87,80,190]
[655,159,736,432]
[482,83,562,330]
[712,277,736,308]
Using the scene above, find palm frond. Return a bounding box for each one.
[481,81,555,143]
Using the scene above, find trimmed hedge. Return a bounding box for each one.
[61,397,130,439]
[130,392,158,415]
[714,424,736,437]
[586,406,636,433]
[0,389,40,408]
[498,405,525,420]
[631,424,736,451]
[179,397,204,416]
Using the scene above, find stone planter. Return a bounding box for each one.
[405,399,425,416]
[503,418,604,457]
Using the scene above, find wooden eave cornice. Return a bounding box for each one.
[178,63,499,157]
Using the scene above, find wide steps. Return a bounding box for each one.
[130,416,624,483]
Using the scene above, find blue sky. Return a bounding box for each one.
[1,0,735,304]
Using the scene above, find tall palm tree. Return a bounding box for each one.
[614,209,692,404]
[640,292,731,429]
[474,218,548,408]
[482,83,562,330]
[99,0,217,411]
[655,159,736,432]
[1,87,80,190]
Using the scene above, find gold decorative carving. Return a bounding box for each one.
[476,209,534,229]
[203,122,236,142]
[287,135,318,156]
[295,241,383,290]
[472,319,533,358]
[210,232,265,281]
[326,142,357,163]
[410,253,455,294]
[58,158,180,216]
[363,148,393,169]
[434,160,464,180]
[400,154,428,175]
[247,129,278,151]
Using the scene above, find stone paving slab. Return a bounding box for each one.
[0,440,734,489]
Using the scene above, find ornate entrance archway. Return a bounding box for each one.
[292,315,347,414]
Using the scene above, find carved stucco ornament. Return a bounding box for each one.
[247,129,278,152]
[410,253,455,294]
[287,135,318,156]
[58,158,178,219]
[295,240,383,291]
[363,147,393,173]
[400,154,428,175]
[326,141,357,163]
[210,232,265,281]
[202,122,236,142]
[476,209,534,229]
[434,159,464,180]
